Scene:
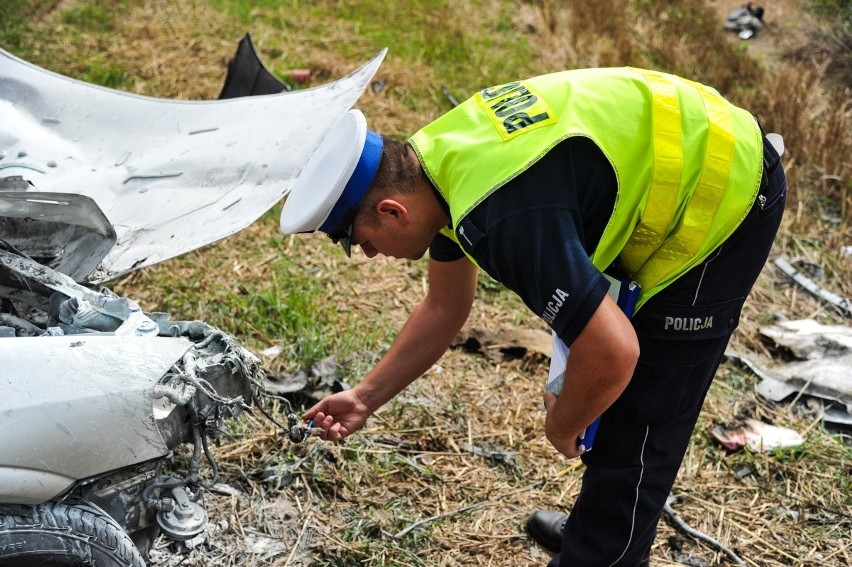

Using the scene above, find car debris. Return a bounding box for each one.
[726,319,852,429]
[0,35,386,565]
[773,256,852,318]
[724,2,765,40]
[218,33,292,99]
[711,418,805,452]
[0,40,386,283]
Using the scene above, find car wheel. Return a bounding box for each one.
[0,502,145,567]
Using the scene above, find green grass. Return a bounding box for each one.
[210,0,538,107]
[125,231,394,375]
[59,1,131,33]
[0,0,61,53]
[1,0,136,87]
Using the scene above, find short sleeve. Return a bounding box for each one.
[429,231,465,262]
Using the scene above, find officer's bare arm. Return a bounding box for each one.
[353,256,479,412]
[544,294,640,458]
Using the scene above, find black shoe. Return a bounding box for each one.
[526,510,568,553]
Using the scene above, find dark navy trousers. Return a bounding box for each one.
[552,136,786,567]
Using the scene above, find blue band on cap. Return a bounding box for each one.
[319,130,384,235]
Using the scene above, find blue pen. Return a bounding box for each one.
[578,418,601,452]
[575,275,639,453]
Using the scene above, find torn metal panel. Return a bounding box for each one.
[0,46,386,283]
[759,318,852,359]
[0,191,116,281]
[0,334,187,503]
[773,257,852,317]
[0,245,146,339]
[218,33,291,99]
[727,319,852,426]
[753,354,852,413]
[758,320,852,414]
[0,245,97,318]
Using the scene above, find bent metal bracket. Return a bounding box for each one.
[0,46,386,283]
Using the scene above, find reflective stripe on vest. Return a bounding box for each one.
[621,70,737,285]
[411,68,763,311]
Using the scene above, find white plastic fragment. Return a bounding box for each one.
[712,419,804,452]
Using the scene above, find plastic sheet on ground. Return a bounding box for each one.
[726,319,852,427]
[712,418,804,452]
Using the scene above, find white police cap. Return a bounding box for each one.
[280,109,383,252]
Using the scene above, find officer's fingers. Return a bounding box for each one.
[309,412,330,431]
[319,414,337,430]
[327,422,346,441]
[542,391,557,412]
[303,400,327,420]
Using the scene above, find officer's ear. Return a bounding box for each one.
[376,199,410,225]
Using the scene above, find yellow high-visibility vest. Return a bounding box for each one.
[409,67,763,310]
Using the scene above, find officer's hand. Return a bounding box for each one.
[303,389,372,441]
[543,391,585,459]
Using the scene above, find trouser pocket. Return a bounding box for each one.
[615,298,745,427]
[618,340,727,426]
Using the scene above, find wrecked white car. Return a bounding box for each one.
[0,37,384,565]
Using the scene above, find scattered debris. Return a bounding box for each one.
[711,418,805,452]
[287,69,311,84]
[726,319,852,428]
[310,356,346,390]
[209,483,242,497]
[760,318,852,359]
[261,345,283,358]
[244,533,290,557]
[218,33,291,99]
[452,326,552,363]
[664,497,747,566]
[263,370,310,395]
[371,78,388,94]
[261,356,349,397]
[461,442,517,468]
[723,3,765,40]
[818,200,843,226]
[773,256,852,317]
[734,465,756,479]
[666,535,710,567]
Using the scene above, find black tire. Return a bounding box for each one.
[0,502,146,567]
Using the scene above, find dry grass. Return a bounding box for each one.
[8,0,852,565]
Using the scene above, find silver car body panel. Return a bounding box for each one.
[0,46,386,283]
[0,191,117,282]
[0,334,192,504]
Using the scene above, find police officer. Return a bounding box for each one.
[280,66,786,566]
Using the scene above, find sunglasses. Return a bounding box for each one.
[328,206,359,257]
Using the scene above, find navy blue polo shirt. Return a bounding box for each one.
[428,136,617,345]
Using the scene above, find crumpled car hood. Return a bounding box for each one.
[0,46,385,283]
